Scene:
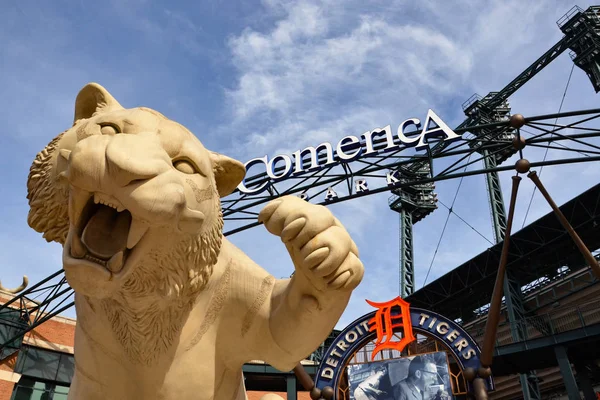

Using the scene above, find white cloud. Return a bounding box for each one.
[223,0,474,159]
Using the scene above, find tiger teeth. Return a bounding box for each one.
[127,219,149,249]
[93,193,124,211]
[84,254,106,266]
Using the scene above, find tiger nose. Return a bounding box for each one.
[105,133,172,187]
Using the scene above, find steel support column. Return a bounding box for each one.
[400,209,415,298]
[555,346,581,400]
[484,154,508,243]
[286,374,297,400]
[389,164,437,298]
[482,150,542,399]
[574,361,597,400]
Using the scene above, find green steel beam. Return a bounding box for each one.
[400,209,415,297]
[555,346,581,400]
[242,364,318,375]
[286,375,297,400]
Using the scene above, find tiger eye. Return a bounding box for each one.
[174,160,196,174]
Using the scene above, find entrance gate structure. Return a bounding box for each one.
[4,4,600,400]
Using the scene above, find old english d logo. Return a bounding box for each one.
[366,297,416,361]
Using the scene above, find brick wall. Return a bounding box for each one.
[0,348,20,400]
[247,391,312,400]
[0,353,17,374]
[0,379,15,400]
[28,317,75,349]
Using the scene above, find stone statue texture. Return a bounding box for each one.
[26,83,364,399]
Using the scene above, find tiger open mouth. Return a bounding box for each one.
[69,192,149,274]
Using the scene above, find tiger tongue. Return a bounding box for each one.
[81,206,132,259]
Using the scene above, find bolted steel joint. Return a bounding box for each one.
[464,367,477,382]
[509,114,526,129]
[321,386,335,400]
[477,366,492,379]
[512,134,526,150]
[515,158,531,174]
[310,387,322,400]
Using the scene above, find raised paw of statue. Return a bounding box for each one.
[259,195,364,292]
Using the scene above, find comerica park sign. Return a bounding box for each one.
[237,109,462,195]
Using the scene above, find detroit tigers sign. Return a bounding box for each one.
[314,297,494,396]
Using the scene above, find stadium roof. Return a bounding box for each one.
[406,182,600,322]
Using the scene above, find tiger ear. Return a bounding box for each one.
[210,152,246,198]
[73,83,123,123]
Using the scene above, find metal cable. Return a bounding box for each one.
[520,127,591,158]
[438,199,494,245]
[422,156,471,287]
[521,63,575,228]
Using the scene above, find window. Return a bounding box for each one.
[14,346,74,385]
[10,377,69,400]
[10,346,73,400]
[49,384,69,400]
[0,309,27,360]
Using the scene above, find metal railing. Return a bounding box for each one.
[557,5,584,29]
[468,259,600,321]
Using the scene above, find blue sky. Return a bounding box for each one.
[1,0,600,329]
